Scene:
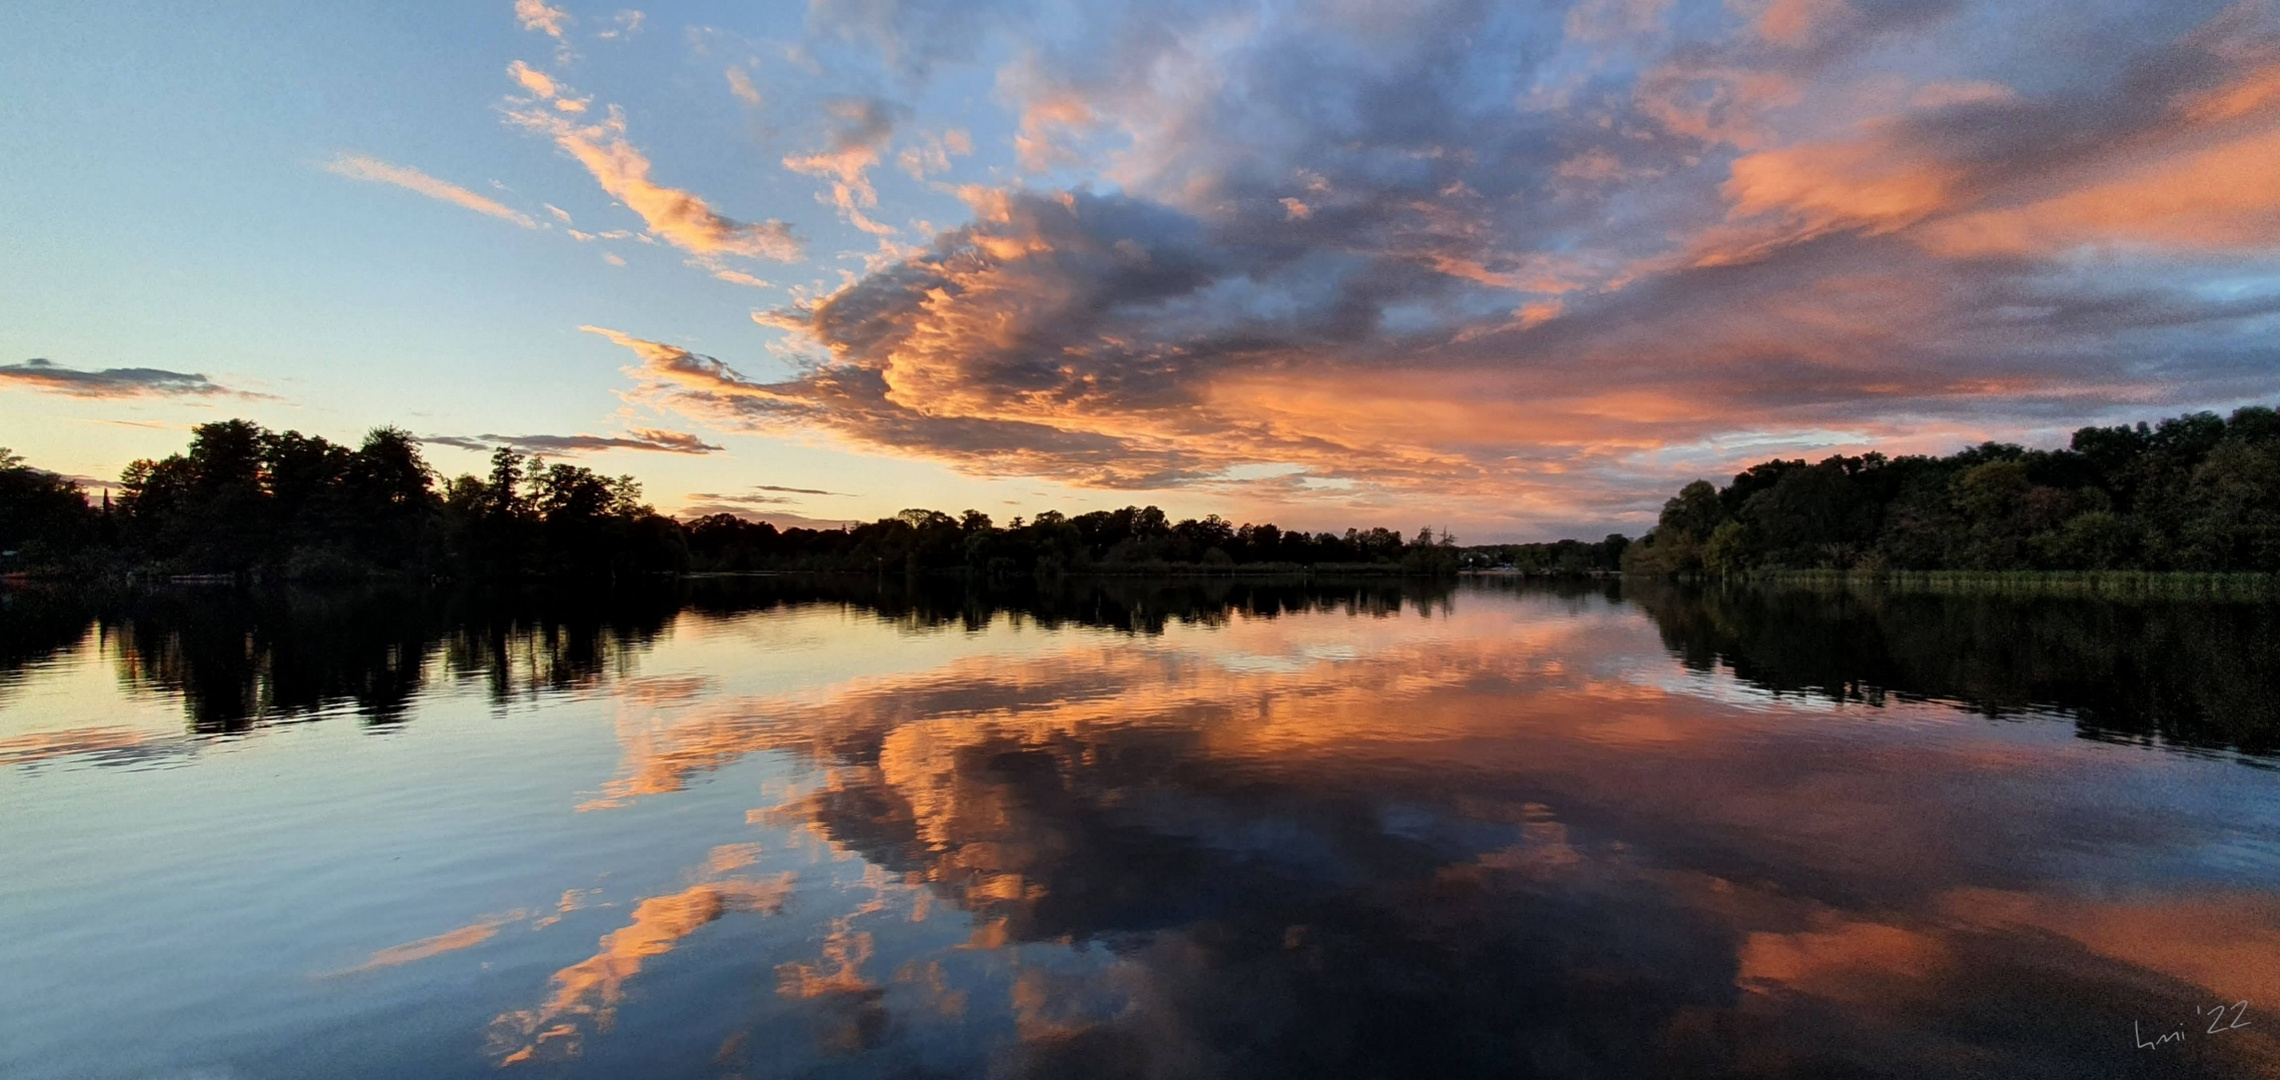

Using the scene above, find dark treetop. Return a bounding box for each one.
[1623,404,2280,576]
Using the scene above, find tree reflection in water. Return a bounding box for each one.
[4,575,2274,754]
[3,576,2278,1078]
[1626,578,2280,757]
[1,577,1455,733]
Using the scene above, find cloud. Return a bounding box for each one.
[790,2,2280,531]
[419,428,722,454]
[1916,125,2280,256]
[676,504,864,529]
[596,9,644,39]
[783,97,907,232]
[676,486,863,519]
[805,0,1029,79]
[337,914,524,974]
[681,484,856,514]
[700,264,772,288]
[1747,0,1846,47]
[506,75,803,260]
[474,0,2280,539]
[585,310,1236,490]
[507,60,556,99]
[323,154,538,228]
[0,358,238,399]
[675,482,863,523]
[1011,93,1096,173]
[752,483,850,495]
[488,876,793,1065]
[725,66,763,107]
[896,127,971,179]
[687,492,798,506]
[1694,3,2280,264]
[514,0,570,39]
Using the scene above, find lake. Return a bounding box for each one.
[3,577,2276,1079]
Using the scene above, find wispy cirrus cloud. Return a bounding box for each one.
[596,9,644,39]
[323,154,537,228]
[505,69,802,260]
[419,428,722,455]
[0,358,244,400]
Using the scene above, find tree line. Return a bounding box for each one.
[1624,405,2280,575]
[0,419,1462,580]
[17,404,2269,583]
[1461,535,1631,575]
[688,504,1460,576]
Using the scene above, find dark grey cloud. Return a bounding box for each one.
[675,497,863,529]
[752,484,854,496]
[681,485,857,510]
[685,492,798,507]
[0,358,234,399]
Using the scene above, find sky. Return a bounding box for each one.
[3,0,2277,541]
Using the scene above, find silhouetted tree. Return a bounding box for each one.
[1625,405,2280,574]
[0,447,99,571]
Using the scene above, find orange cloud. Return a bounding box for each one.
[505,76,800,260]
[706,266,771,288]
[1635,61,1799,149]
[1918,126,2280,256]
[1708,5,2280,264]
[338,914,524,973]
[490,875,795,1064]
[323,153,538,228]
[898,127,973,179]
[0,725,151,765]
[1724,140,1961,235]
[1750,0,1844,47]
[553,112,801,258]
[1737,917,1948,1002]
[725,66,763,107]
[1937,887,2280,1005]
[514,0,569,39]
[522,1,2280,537]
[784,98,903,234]
[506,59,556,99]
[1015,95,1097,172]
[2181,60,2280,124]
[578,324,805,406]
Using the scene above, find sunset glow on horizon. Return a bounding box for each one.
[6,0,2278,540]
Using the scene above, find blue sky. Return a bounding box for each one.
[5,0,2278,539]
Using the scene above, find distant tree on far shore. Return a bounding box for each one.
[1623,405,2280,575]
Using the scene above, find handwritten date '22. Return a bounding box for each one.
[2135,1001,2252,1050]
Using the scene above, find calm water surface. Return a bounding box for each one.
[3,578,2277,1079]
